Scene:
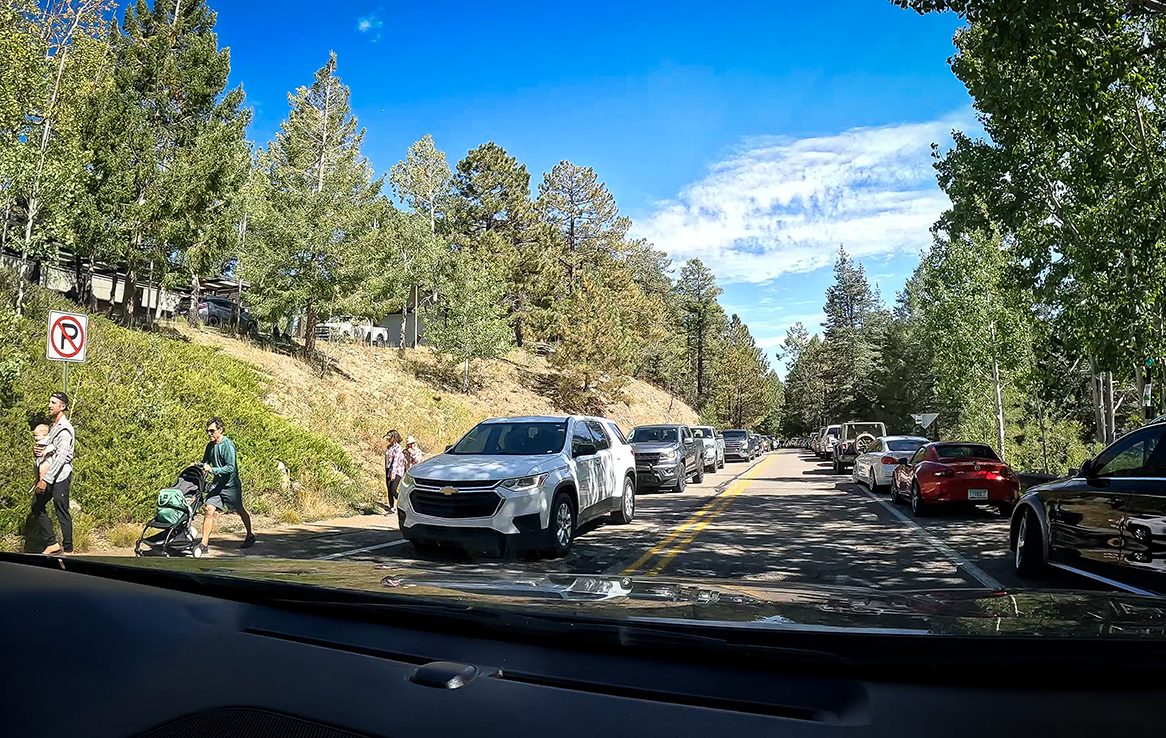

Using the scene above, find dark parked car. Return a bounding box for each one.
[891,442,1019,517]
[748,433,762,458]
[1012,420,1166,593]
[722,429,751,461]
[628,424,704,492]
[176,295,255,332]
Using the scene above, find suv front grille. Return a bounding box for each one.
[411,489,503,518]
[636,453,661,466]
[412,477,498,489]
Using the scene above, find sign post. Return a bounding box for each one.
[46,310,89,393]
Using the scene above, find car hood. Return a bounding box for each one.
[81,557,1166,637]
[630,442,679,453]
[408,453,561,481]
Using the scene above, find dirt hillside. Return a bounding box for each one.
[181,326,698,493]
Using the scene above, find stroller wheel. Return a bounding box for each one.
[192,545,203,559]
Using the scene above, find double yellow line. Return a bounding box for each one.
[620,457,771,576]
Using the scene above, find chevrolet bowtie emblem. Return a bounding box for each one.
[439,487,458,496]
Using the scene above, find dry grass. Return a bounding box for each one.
[174,325,699,499]
[107,523,141,549]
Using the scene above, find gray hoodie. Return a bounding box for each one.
[42,415,75,484]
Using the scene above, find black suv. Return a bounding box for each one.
[176,295,255,332]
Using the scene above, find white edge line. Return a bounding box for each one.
[314,538,409,561]
[857,485,1005,590]
[1048,562,1160,597]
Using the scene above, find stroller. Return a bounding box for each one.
[134,465,206,558]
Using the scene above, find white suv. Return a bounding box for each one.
[398,415,636,557]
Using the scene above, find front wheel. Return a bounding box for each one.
[674,469,687,494]
[612,476,636,524]
[717,456,724,470]
[543,492,576,558]
[1015,508,1046,577]
[890,481,902,504]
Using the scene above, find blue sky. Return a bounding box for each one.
[210,0,970,374]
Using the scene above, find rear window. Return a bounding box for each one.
[886,439,927,452]
[723,430,747,439]
[692,427,714,438]
[846,423,884,438]
[826,428,840,437]
[935,444,999,460]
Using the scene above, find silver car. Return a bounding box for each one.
[691,426,724,472]
[398,415,637,557]
[851,435,930,491]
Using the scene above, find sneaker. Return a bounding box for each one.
[240,535,256,549]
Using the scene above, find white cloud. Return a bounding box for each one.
[356,9,384,40]
[634,112,973,284]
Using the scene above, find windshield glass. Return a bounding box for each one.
[13,0,1162,642]
[629,427,677,443]
[935,445,999,461]
[886,439,927,453]
[448,421,567,455]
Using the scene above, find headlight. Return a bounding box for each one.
[501,473,549,491]
[659,449,678,461]
[400,473,414,490]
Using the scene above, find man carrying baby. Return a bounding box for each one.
[32,392,74,555]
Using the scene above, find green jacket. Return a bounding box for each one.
[202,437,241,496]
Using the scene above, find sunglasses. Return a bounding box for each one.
[206,428,217,434]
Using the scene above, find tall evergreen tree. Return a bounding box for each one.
[425,254,512,392]
[710,315,770,429]
[536,160,630,281]
[676,258,724,409]
[244,52,381,355]
[821,247,885,420]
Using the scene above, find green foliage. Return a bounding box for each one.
[708,315,773,430]
[245,52,382,353]
[821,247,887,419]
[425,255,512,391]
[549,276,634,412]
[0,277,365,543]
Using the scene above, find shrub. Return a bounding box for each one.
[0,276,367,542]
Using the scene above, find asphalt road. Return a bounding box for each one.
[199,448,1109,593]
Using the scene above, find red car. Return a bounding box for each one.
[890,442,1019,517]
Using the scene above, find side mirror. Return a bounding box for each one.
[898,458,909,466]
[574,443,597,459]
[1079,458,1094,478]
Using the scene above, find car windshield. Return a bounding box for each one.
[448,421,567,456]
[629,427,677,443]
[935,445,999,461]
[12,0,1164,647]
[886,439,927,452]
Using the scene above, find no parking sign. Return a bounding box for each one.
[46,310,88,363]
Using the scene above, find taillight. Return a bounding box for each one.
[881,456,897,465]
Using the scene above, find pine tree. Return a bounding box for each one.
[536,160,630,281]
[244,52,381,356]
[710,315,770,429]
[821,246,885,420]
[550,276,634,411]
[425,254,512,392]
[676,258,724,409]
[449,142,536,345]
[82,0,249,324]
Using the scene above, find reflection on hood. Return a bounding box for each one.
[408,454,559,482]
[93,556,1166,638]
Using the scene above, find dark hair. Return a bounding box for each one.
[386,429,402,445]
[51,392,69,410]
[207,417,225,431]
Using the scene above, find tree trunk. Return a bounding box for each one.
[83,256,95,308]
[463,358,470,393]
[188,272,201,326]
[15,245,30,317]
[411,284,418,348]
[991,356,1006,462]
[1089,359,1106,444]
[1137,363,1148,422]
[108,269,121,318]
[399,302,407,354]
[124,267,139,327]
[1105,371,1116,445]
[305,299,317,356]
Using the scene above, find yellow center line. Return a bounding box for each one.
[621,456,773,576]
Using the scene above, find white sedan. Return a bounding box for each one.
[852,435,930,492]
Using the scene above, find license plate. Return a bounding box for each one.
[968,489,989,500]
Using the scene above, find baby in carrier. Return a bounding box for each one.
[31,424,55,494]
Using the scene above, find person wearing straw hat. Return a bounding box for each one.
[404,436,425,470]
